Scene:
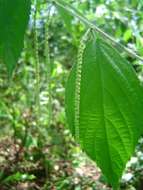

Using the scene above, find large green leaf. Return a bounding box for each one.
[65,37,143,189]
[0,0,31,75]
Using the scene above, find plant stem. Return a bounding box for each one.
[53,0,143,62]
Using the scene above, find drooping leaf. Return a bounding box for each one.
[65,36,143,189]
[0,0,31,75]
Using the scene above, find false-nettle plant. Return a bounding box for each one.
[0,0,143,189]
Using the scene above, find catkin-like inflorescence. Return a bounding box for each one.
[74,29,91,143]
[34,1,41,129]
[45,16,52,127]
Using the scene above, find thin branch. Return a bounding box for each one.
[53,0,143,63]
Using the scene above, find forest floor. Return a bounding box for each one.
[0,136,111,190]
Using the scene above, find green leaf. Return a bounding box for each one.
[0,0,31,76]
[65,36,143,189]
[3,172,36,183]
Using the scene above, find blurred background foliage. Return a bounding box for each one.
[0,0,143,189]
